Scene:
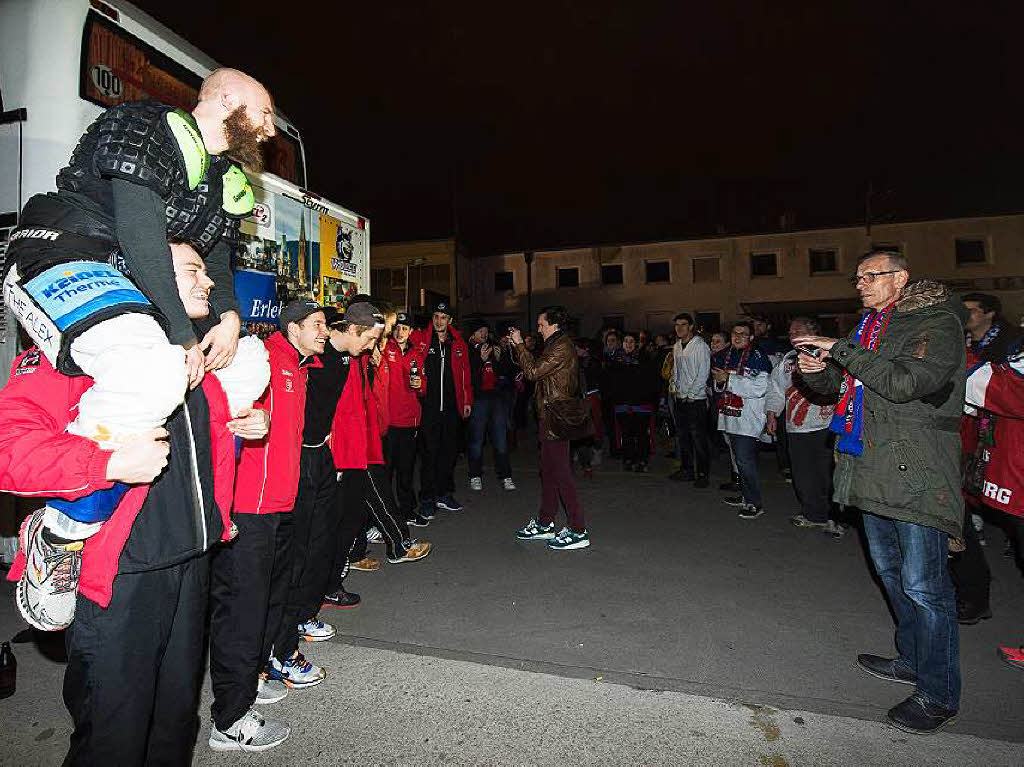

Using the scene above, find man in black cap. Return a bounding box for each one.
[410,302,473,514]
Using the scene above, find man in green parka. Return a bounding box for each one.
[793,248,966,735]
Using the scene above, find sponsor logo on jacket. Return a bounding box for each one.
[982,481,1013,505]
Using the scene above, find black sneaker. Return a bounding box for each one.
[886,694,957,735]
[723,496,747,508]
[693,475,709,489]
[737,504,764,519]
[856,654,917,685]
[322,588,361,609]
[436,495,464,512]
[420,499,437,520]
[406,513,431,528]
[634,462,648,473]
[668,469,694,482]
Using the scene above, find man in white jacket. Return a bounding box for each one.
[668,313,712,487]
[765,317,840,534]
[712,321,773,519]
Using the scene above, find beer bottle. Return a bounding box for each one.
[0,641,15,699]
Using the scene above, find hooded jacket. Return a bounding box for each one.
[804,281,967,537]
[382,337,424,428]
[410,324,473,416]
[1,350,236,608]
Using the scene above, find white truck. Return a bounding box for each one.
[0,0,369,376]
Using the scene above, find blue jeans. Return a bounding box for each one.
[862,513,960,710]
[468,394,511,479]
[728,434,762,508]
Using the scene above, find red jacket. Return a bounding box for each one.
[330,353,383,469]
[410,325,473,415]
[382,338,423,428]
[965,357,1024,518]
[233,331,319,514]
[0,350,236,608]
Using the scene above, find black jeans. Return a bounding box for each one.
[385,426,418,518]
[274,444,338,662]
[619,411,651,464]
[786,429,834,523]
[209,512,293,730]
[672,399,710,477]
[63,554,209,767]
[949,504,991,613]
[420,407,459,500]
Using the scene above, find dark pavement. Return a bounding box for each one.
[336,435,1024,743]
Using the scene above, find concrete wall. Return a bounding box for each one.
[461,215,1024,336]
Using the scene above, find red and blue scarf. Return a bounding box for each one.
[829,305,893,455]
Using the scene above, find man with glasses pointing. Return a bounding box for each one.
[793,248,967,735]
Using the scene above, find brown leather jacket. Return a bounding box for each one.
[515,330,580,440]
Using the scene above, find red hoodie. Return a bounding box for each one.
[0,350,236,608]
[410,325,473,415]
[233,331,320,514]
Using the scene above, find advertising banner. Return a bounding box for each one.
[318,213,361,308]
[234,268,281,323]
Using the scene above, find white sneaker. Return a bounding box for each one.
[16,509,81,631]
[0,535,17,566]
[502,477,517,491]
[298,618,336,642]
[255,675,288,704]
[269,652,326,688]
[469,477,483,491]
[366,526,383,544]
[209,707,290,752]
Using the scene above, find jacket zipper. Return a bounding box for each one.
[182,404,208,552]
[440,342,446,412]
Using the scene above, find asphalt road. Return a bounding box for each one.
[1,441,1021,765]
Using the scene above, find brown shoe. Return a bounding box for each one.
[349,556,381,572]
[388,541,431,564]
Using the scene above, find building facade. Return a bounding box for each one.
[459,215,1024,338]
[370,238,457,318]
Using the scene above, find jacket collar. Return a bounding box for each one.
[543,329,566,348]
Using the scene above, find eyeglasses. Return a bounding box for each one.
[850,270,901,286]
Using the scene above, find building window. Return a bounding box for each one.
[809,248,838,274]
[645,260,671,283]
[695,312,721,333]
[601,264,624,285]
[556,267,580,288]
[494,270,514,291]
[692,257,720,283]
[750,252,778,277]
[955,238,987,266]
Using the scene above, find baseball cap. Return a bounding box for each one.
[433,301,452,317]
[279,300,324,329]
[395,311,412,327]
[344,301,385,327]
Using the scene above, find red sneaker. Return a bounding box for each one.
[997,644,1024,670]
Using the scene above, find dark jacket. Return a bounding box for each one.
[804,281,967,537]
[410,326,473,416]
[469,340,517,397]
[605,352,661,409]
[515,330,580,440]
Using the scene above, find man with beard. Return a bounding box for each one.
[2,68,275,630]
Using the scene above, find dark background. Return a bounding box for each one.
[133,0,1022,253]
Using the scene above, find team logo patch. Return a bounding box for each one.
[14,349,42,376]
[23,261,149,333]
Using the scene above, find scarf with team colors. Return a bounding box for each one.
[829,304,894,455]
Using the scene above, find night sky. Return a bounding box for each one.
[132,1,1022,253]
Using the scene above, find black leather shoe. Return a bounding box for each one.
[323,588,361,609]
[886,694,957,734]
[856,654,917,685]
[668,469,694,482]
